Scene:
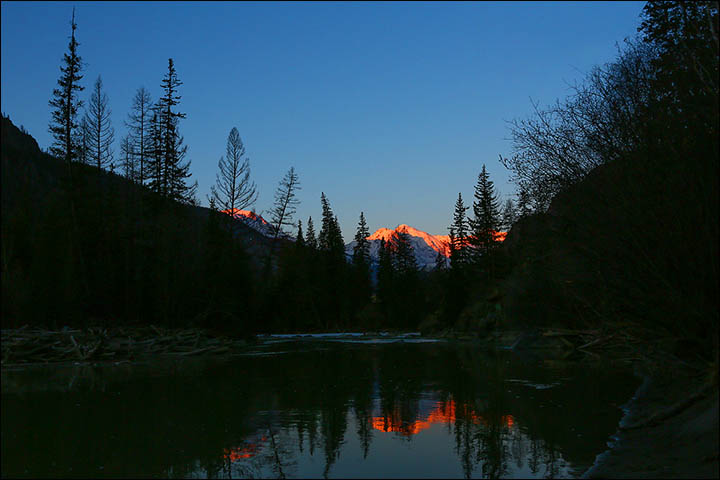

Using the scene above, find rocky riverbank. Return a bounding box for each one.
[1,325,249,367]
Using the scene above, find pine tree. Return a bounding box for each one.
[352,212,371,268]
[296,220,305,248]
[468,165,501,262]
[83,75,115,171]
[306,216,318,250]
[318,193,345,262]
[210,127,258,216]
[351,212,372,312]
[48,9,84,165]
[269,167,301,240]
[120,133,135,181]
[449,192,469,270]
[126,87,153,185]
[147,109,165,195]
[158,58,196,203]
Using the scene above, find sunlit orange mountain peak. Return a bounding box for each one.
[220,208,277,237]
[222,208,270,225]
[367,224,451,257]
[347,223,508,270]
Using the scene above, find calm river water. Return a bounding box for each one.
[1,335,638,478]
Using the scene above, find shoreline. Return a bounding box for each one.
[583,364,718,478]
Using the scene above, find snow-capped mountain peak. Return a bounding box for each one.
[222,209,277,237]
[347,224,451,270]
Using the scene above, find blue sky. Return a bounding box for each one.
[1,1,645,237]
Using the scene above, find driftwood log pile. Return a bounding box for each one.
[1,325,246,367]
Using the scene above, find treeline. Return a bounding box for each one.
[3,1,715,348]
[1,8,515,335]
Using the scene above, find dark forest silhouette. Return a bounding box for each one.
[1,1,718,364]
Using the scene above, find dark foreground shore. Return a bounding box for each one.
[583,364,719,479]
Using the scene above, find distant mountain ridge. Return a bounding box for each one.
[220,207,507,271]
[346,224,452,270]
[222,209,277,237]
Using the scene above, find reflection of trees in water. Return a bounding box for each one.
[172,344,630,478]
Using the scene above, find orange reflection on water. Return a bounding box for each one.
[371,400,514,436]
[223,436,267,461]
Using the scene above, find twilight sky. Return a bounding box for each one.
[1,1,645,237]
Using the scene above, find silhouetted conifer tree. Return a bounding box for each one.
[468,165,501,264]
[264,167,301,274]
[158,58,196,203]
[120,134,135,181]
[126,87,153,185]
[269,167,301,241]
[83,75,115,171]
[306,216,318,250]
[449,192,469,270]
[211,127,258,219]
[48,9,84,165]
[296,220,305,248]
[351,212,372,313]
[352,212,371,268]
[319,193,345,262]
[147,110,164,194]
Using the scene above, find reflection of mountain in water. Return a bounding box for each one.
[370,397,514,436]
[2,340,638,479]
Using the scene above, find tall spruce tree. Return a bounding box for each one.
[211,127,258,216]
[48,9,84,165]
[351,212,372,310]
[449,192,469,270]
[352,212,371,268]
[296,220,305,248]
[83,75,115,171]
[306,216,318,250]
[126,87,153,185]
[147,110,165,195]
[318,193,345,262]
[468,165,501,262]
[158,58,196,203]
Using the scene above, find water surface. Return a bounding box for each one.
[1,336,638,478]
